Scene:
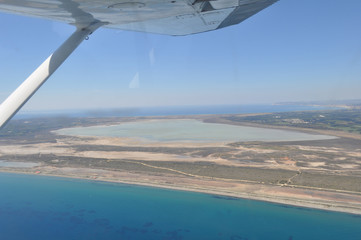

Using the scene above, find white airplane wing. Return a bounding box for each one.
[0,0,279,128]
[0,0,278,35]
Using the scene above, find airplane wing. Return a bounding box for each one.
[0,0,279,129]
[0,0,278,35]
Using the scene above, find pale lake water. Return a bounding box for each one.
[56,119,336,142]
[0,173,360,240]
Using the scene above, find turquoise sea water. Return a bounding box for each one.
[0,173,360,240]
[56,119,336,142]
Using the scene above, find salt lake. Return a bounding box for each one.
[55,119,336,142]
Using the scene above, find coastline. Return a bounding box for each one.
[1,167,361,216]
[1,111,361,217]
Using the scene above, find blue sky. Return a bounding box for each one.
[0,0,361,111]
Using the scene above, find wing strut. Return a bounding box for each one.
[0,22,103,129]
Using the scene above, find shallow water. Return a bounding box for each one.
[56,119,336,142]
[0,173,360,240]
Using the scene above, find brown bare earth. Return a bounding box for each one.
[1,114,361,214]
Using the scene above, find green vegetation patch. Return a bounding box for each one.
[225,109,361,134]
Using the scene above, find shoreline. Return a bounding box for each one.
[2,167,361,216]
[2,111,361,216]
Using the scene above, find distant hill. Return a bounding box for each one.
[275,99,361,109]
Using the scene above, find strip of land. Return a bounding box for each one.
[0,110,361,214]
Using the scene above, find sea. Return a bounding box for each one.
[15,104,337,119]
[0,173,360,240]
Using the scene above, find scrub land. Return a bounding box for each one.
[1,109,361,214]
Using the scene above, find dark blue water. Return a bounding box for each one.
[15,104,336,119]
[0,173,360,240]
